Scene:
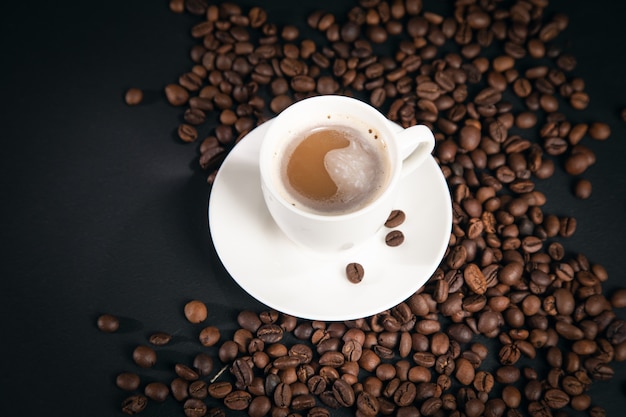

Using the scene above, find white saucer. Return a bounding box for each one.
[208,119,452,321]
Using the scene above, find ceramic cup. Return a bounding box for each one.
[259,95,435,253]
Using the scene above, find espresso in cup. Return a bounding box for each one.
[280,123,391,215]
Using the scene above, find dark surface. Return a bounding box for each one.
[1,1,626,416]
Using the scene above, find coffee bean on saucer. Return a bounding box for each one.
[124,88,143,106]
[385,209,406,228]
[385,230,405,247]
[97,314,119,333]
[184,300,207,323]
[346,262,364,284]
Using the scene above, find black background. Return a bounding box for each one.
[2,1,626,416]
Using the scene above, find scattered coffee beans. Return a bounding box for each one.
[112,1,625,416]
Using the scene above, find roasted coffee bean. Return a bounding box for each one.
[544,388,570,409]
[175,363,199,381]
[208,381,232,399]
[145,382,169,402]
[97,314,119,333]
[308,406,331,417]
[171,377,190,401]
[183,398,207,417]
[116,372,140,391]
[184,107,206,125]
[385,230,405,246]
[273,382,292,408]
[199,326,221,346]
[357,391,380,416]
[165,84,189,106]
[346,262,365,283]
[257,324,283,343]
[463,263,487,295]
[589,122,611,140]
[124,88,143,106]
[332,379,355,406]
[189,380,208,399]
[230,358,254,388]
[455,357,474,385]
[148,331,172,346]
[121,394,147,415]
[178,124,198,143]
[133,345,156,368]
[224,390,252,411]
[184,300,207,323]
[393,381,417,407]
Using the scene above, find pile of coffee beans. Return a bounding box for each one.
[114,0,626,416]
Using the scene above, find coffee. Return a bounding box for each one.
[278,124,390,215]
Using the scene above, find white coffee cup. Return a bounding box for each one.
[259,95,435,253]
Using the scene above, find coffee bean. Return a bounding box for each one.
[463,263,487,295]
[184,300,207,323]
[132,345,156,368]
[198,325,220,346]
[357,391,380,416]
[97,314,119,333]
[124,88,143,106]
[169,0,184,13]
[385,230,405,247]
[346,262,365,284]
[474,87,501,106]
[175,363,199,381]
[178,124,198,143]
[573,178,592,199]
[231,358,254,388]
[256,324,283,343]
[208,381,232,399]
[171,377,190,401]
[189,380,208,399]
[148,331,172,346]
[121,394,147,415]
[588,122,611,140]
[165,84,190,106]
[332,378,355,406]
[116,372,140,391]
[145,382,169,402]
[184,398,207,417]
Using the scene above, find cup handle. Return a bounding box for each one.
[395,124,435,178]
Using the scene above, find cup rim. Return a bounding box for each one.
[259,95,403,221]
